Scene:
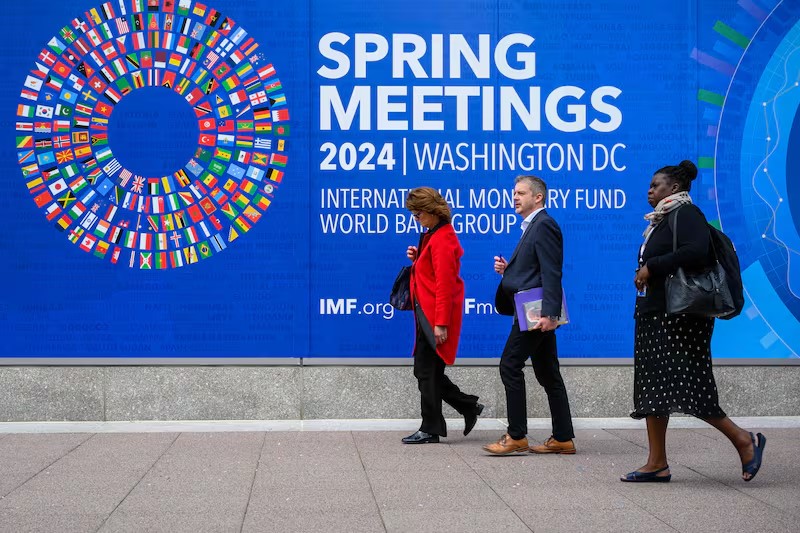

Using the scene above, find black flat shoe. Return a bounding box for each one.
[463,403,485,436]
[742,432,766,482]
[402,430,439,444]
[620,465,671,483]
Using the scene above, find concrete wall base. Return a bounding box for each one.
[1,366,797,421]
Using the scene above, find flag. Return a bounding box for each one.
[257,63,275,79]
[116,16,130,33]
[162,213,174,231]
[254,194,271,210]
[199,197,216,214]
[101,41,118,59]
[68,226,84,243]
[155,251,167,269]
[79,234,97,252]
[270,153,287,167]
[210,233,227,252]
[16,136,34,149]
[220,202,237,219]
[94,240,110,258]
[269,94,287,107]
[56,149,74,164]
[39,49,57,66]
[264,79,282,93]
[229,89,246,105]
[184,226,198,244]
[222,179,237,193]
[139,252,152,269]
[233,216,251,233]
[33,190,54,208]
[74,145,92,159]
[231,191,249,208]
[183,245,198,264]
[152,196,165,213]
[123,230,136,248]
[235,150,251,164]
[245,167,264,182]
[56,214,72,230]
[248,90,266,106]
[36,104,54,119]
[201,173,217,188]
[210,187,227,205]
[213,147,231,161]
[94,219,111,237]
[273,109,289,122]
[176,35,190,54]
[139,233,152,250]
[48,36,66,54]
[17,104,34,118]
[170,249,184,268]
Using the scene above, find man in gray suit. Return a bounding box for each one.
[483,175,576,455]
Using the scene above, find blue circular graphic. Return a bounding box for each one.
[697,0,800,358]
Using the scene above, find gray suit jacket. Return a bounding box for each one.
[494,210,564,318]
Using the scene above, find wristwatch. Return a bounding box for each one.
[547,316,559,322]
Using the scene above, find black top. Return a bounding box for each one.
[635,204,714,315]
[495,210,564,317]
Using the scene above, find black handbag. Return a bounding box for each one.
[390,266,412,311]
[665,208,736,318]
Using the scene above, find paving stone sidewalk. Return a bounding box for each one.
[0,425,797,532]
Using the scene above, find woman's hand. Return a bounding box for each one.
[494,255,507,274]
[407,246,418,262]
[434,325,448,344]
[634,264,650,292]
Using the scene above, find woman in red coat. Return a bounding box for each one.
[401,187,484,444]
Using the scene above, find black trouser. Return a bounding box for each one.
[413,324,478,437]
[499,320,574,441]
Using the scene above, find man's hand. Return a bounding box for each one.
[494,255,507,274]
[533,316,558,332]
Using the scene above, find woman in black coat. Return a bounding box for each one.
[621,160,766,483]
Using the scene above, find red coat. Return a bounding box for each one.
[409,223,464,365]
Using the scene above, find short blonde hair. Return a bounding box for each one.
[405,187,451,222]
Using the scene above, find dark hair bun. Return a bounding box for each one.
[678,160,698,181]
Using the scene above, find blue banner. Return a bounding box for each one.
[2,0,798,361]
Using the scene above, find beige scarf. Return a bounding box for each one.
[642,191,693,237]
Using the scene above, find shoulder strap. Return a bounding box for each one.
[669,206,681,253]
[669,204,718,261]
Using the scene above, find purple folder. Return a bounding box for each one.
[513,287,569,331]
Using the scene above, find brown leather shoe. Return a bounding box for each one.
[482,434,529,455]
[529,436,576,454]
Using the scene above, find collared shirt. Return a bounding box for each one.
[520,207,545,234]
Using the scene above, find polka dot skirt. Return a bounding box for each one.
[631,312,726,420]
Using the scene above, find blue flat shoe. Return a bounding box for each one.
[742,432,766,482]
[620,465,671,483]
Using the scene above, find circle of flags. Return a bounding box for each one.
[15,0,289,269]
